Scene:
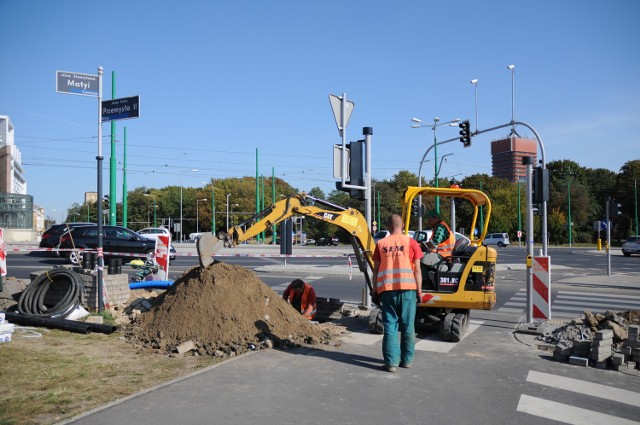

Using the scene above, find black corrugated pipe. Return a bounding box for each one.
[17,268,85,319]
[3,311,117,334]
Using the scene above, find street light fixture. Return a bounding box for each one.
[411,116,460,224]
[196,198,207,235]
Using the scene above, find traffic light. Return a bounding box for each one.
[411,198,420,216]
[607,201,622,218]
[532,167,549,204]
[458,120,471,147]
[335,140,365,200]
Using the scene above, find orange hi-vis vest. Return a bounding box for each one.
[288,282,316,319]
[433,221,456,259]
[375,234,417,294]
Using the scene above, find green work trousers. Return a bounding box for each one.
[380,289,417,367]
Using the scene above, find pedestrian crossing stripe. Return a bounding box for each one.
[498,289,640,316]
[517,371,640,424]
[342,320,484,353]
[526,371,640,407]
[517,394,640,425]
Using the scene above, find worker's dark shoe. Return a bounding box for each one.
[399,362,413,369]
[383,364,397,373]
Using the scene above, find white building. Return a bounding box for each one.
[0,115,27,194]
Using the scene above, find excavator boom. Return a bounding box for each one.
[196,193,377,296]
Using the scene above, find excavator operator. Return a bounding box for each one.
[422,210,456,268]
[282,279,317,320]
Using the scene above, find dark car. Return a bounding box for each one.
[315,236,338,246]
[60,225,176,264]
[39,223,95,257]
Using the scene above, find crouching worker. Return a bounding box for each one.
[282,279,317,320]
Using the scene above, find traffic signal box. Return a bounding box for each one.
[458,120,471,147]
[607,201,622,218]
[335,140,365,200]
[532,167,549,204]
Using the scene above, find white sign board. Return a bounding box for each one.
[333,144,349,179]
[329,94,354,137]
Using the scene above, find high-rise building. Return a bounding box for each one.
[491,136,537,181]
[0,115,27,194]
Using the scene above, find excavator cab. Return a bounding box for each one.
[401,186,497,341]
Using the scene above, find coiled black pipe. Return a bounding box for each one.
[17,269,85,319]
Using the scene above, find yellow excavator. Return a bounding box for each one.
[197,188,496,341]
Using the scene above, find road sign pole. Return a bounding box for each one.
[97,66,105,313]
[525,157,534,323]
[110,71,117,225]
[606,198,611,276]
[341,93,347,184]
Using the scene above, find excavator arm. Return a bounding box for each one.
[197,192,377,300]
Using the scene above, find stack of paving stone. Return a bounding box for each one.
[590,329,613,369]
[613,324,640,375]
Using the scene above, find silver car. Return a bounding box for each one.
[483,233,510,247]
[622,236,640,257]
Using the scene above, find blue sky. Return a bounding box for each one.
[1,0,638,222]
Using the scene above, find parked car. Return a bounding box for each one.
[137,227,172,241]
[373,230,415,243]
[305,239,316,245]
[483,233,510,247]
[622,236,640,257]
[413,230,468,247]
[60,225,176,264]
[315,236,338,246]
[39,223,95,257]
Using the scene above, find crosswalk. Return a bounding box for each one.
[342,319,484,353]
[517,370,640,424]
[498,288,640,318]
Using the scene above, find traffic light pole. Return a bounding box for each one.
[416,120,548,254]
[606,198,611,276]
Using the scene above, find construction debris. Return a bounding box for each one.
[546,310,640,375]
[125,262,344,358]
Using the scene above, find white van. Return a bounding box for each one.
[483,233,510,247]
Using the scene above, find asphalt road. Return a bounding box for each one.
[9,247,640,424]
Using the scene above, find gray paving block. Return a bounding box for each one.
[612,353,625,365]
[569,356,589,367]
[595,329,614,340]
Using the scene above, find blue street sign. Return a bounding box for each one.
[101,96,140,122]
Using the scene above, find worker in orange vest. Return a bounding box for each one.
[372,214,423,372]
[422,210,456,268]
[282,279,317,320]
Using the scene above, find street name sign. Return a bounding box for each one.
[101,96,140,122]
[56,70,99,97]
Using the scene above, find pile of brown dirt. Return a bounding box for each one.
[126,262,339,356]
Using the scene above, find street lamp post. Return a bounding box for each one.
[226,193,231,230]
[470,79,479,132]
[411,117,460,227]
[144,193,157,227]
[196,198,207,234]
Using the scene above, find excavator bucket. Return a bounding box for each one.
[196,233,226,267]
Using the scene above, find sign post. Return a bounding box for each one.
[0,228,6,292]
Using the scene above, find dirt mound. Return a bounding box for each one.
[126,262,338,356]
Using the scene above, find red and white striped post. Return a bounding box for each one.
[532,256,551,320]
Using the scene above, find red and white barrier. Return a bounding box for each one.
[0,229,7,277]
[532,256,551,320]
